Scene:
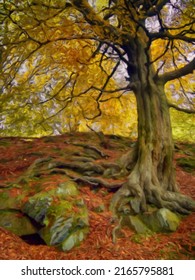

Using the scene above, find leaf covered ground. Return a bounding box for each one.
[0,133,194,260]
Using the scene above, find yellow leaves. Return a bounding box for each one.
[150,39,166,63]
[48,40,93,73]
[166,74,195,103]
[170,109,195,142]
[98,93,137,137]
[165,73,195,142]
[96,0,109,11]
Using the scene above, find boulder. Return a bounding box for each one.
[0,188,23,210]
[121,215,151,234]
[22,192,53,225]
[120,208,181,234]
[140,208,181,232]
[0,210,37,236]
[22,180,89,251]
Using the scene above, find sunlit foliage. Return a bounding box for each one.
[0,0,194,140]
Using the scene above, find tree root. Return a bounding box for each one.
[160,191,195,214]
[70,175,124,189]
[71,142,108,158]
[3,143,194,218]
[111,179,195,215]
[48,160,105,175]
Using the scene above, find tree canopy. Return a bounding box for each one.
[0,0,195,219]
[0,0,194,139]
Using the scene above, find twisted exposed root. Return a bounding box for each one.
[71,142,109,158]
[70,175,124,189]
[111,178,195,215]
[161,191,195,214]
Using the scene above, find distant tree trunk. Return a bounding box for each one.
[112,37,195,214]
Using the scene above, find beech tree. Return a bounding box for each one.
[0,0,195,215]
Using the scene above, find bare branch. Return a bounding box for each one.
[71,0,132,44]
[38,72,76,104]
[145,0,170,17]
[159,57,195,83]
[151,31,195,43]
[168,102,195,114]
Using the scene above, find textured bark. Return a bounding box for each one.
[111,37,195,215]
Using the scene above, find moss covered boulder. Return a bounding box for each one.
[140,208,181,232]
[0,210,37,236]
[0,187,24,210]
[22,180,89,251]
[121,208,181,234]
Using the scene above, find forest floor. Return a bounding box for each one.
[0,132,194,260]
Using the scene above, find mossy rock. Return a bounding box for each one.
[140,208,181,232]
[121,208,181,234]
[121,215,151,234]
[61,229,87,251]
[0,210,37,236]
[0,188,24,210]
[57,181,79,196]
[22,192,53,225]
[39,198,88,251]
[22,180,89,251]
[22,181,79,222]
[0,178,89,251]
[40,206,89,251]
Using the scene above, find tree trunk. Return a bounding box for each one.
[111,38,195,215]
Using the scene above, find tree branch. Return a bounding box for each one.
[146,0,170,17]
[168,102,195,114]
[151,31,195,43]
[71,0,132,44]
[159,57,195,83]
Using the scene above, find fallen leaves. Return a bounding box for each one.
[0,135,194,260]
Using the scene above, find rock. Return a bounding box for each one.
[0,210,37,236]
[121,215,151,234]
[156,208,180,232]
[0,188,23,210]
[22,180,89,251]
[57,181,79,196]
[62,229,86,251]
[22,192,53,225]
[140,208,181,232]
[39,199,89,251]
[120,208,180,234]
[0,179,89,252]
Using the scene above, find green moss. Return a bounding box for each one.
[0,210,37,236]
[0,189,23,210]
[140,208,181,232]
[22,193,53,224]
[130,232,153,244]
[176,157,195,173]
[57,181,79,197]
[121,215,152,234]
[159,249,180,260]
[130,234,144,244]
[0,140,11,147]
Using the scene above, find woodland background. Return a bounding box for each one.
[0,0,195,260]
